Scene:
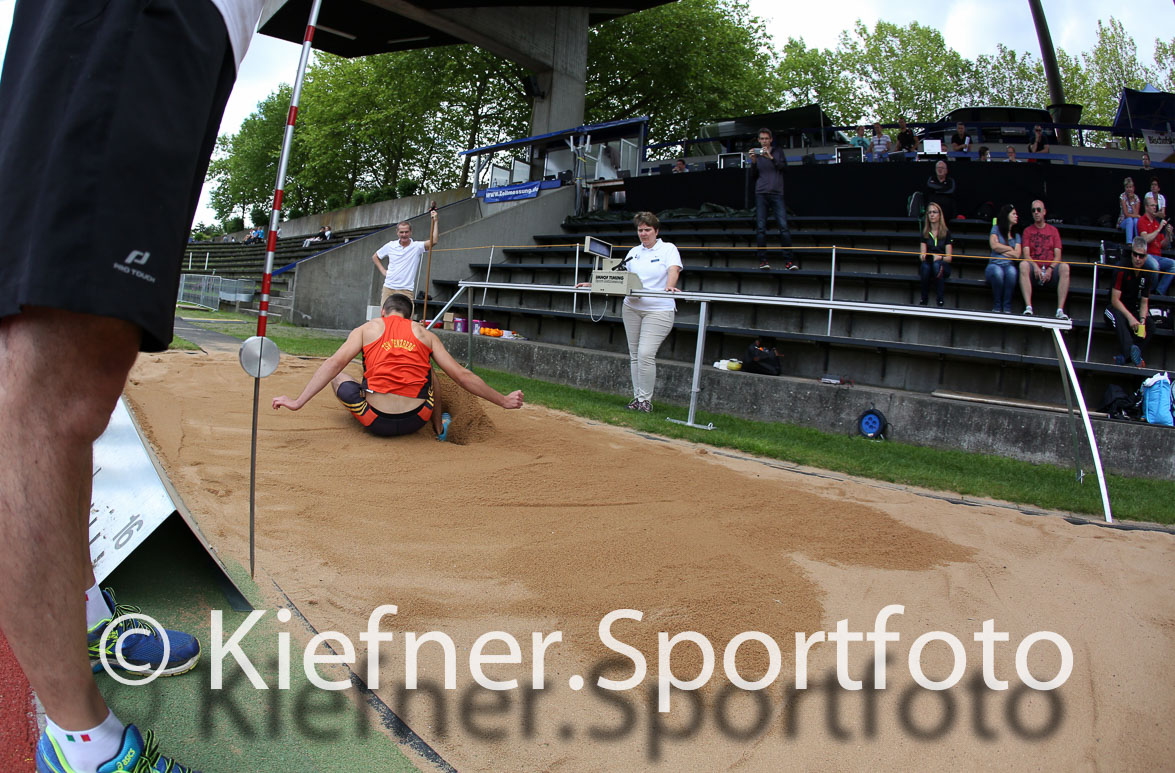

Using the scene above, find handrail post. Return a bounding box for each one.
[666,300,714,430]
[482,245,495,306]
[827,246,837,336]
[467,286,475,369]
[1085,240,1104,362]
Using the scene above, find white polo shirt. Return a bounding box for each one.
[377,239,427,290]
[622,239,683,312]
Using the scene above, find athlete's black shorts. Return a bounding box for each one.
[334,375,436,437]
[0,0,238,351]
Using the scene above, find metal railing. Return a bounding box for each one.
[177,275,256,309]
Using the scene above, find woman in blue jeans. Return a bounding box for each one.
[918,201,952,306]
[986,204,1021,313]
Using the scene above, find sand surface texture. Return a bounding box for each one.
[125,351,1175,771]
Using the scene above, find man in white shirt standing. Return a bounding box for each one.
[372,208,440,313]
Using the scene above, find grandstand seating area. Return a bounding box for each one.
[431,213,1172,408]
[181,223,390,319]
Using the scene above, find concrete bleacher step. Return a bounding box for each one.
[433,210,1170,406]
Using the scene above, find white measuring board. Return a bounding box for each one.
[89,398,177,583]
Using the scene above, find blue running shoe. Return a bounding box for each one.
[37,724,200,773]
[436,412,452,442]
[88,589,200,677]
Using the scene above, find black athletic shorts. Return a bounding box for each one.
[0,0,238,352]
[334,375,436,437]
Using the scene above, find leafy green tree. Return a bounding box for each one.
[1071,19,1156,128]
[207,85,294,223]
[1155,37,1175,92]
[775,38,845,121]
[971,45,1049,111]
[585,0,782,143]
[828,21,976,124]
[189,221,224,241]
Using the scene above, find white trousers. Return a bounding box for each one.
[622,305,675,401]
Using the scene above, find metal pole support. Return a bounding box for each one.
[667,300,715,430]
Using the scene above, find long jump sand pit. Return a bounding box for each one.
[126,351,1175,770]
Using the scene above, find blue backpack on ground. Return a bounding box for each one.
[1141,372,1173,426]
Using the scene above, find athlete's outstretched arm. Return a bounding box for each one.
[272,327,364,410]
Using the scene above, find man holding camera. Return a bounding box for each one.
[750,128,795,271]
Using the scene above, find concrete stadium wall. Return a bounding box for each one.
[228,189,474,240]
[291,186,576,330]
[434,331,1175,481]
[425,185,577,289]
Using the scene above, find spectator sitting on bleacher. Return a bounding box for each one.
[895,117,916,153]
[1004,146,1021,163]
[1120,177,1142,243]
[1141,152,1152,171]
[978,145,991,162]
[1019,200,1070,319]
[303,225,331,248]
[986,203,1022,313]
[1138,196,1174,296]
[926,160,957,220]
[1144,177,1168,222]
[918,201,953,307]
[672,158,688,174]
[1108,237,1153,367]
[870,123,891,161]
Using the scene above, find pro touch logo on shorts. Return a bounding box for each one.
[112,250,157,283]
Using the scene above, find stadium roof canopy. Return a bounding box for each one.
[1112,85,1175,136]
[259,0,673,59]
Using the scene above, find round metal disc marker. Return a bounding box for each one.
[239,335,280,378]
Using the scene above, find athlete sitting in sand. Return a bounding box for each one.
[272,293,523,439]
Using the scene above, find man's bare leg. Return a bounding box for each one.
[1018,260,1034,309]
[1058,263,1070,312]
[0,307,139,728]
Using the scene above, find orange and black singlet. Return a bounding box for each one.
[362,315,432,397]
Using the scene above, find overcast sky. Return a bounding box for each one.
[0,0,1168,226]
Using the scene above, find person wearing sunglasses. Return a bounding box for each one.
[1027,125,1051,155]
[1109,238,1154,368]
[1019,200,1070,319]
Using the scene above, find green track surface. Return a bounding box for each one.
[100,517,424,772]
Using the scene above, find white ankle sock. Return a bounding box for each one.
[84,581,112,630]
[45,710,124,772]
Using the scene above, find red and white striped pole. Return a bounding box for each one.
[257,0,322,338]
[248,0,323,578]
